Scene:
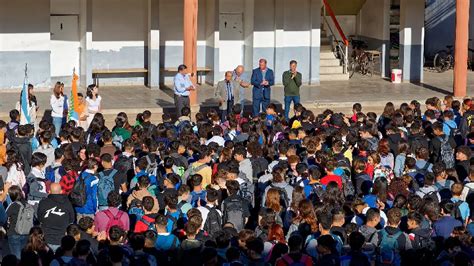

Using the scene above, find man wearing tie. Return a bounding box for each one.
[251,59,274,116]
[173,64,196,116]
[215,71,240,121]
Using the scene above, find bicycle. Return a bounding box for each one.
[348,40,374,78]
[433,44,474,73]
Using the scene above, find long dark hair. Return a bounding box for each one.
[86,84,98,99]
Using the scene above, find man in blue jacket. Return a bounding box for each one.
[75,159,99,221]
[251,59,274,116]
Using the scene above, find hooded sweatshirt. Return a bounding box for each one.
[9,136,32,175]
[127,188,159,213]
[37,194,75,245]
[27,167,49,205]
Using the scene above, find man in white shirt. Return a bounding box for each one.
[173,64,196,116]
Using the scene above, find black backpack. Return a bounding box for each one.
[204,206,222,238]
[250,157,268,182]
[452,200,465,223]
[114,155,134,181]
[223,197,246,231]
[69,174,87,207]
[422,190,439,203]
[269,184,289,210]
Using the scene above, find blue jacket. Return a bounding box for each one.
[75,171,98,215]
[251,68,274,100]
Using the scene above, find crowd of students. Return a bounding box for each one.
[0,94,474,266]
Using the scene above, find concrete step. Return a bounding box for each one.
[320,65,345,74]
[320,51,337,59]
[320,73,350,81]
[320,58,341,67]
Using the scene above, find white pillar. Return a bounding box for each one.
[400,0,425,82]
[147,0,160,88]
[381,0,391,78]
[310,0,321,85]
[274,0,285,84]
[243,0,255,74]
[80,0,93,87]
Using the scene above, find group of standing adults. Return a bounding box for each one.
[173,58,302,121]
[20,82,102,135]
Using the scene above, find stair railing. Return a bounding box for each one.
[322,0,349,74]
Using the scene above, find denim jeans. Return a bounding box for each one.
[52,117,64,136]
[8,234,28,259]
[284,95,300,120]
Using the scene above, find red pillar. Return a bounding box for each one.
[454,0,470,97]
[184,0,198,105]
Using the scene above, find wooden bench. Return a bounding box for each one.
[92,68,148,86]
[161,67,212,84]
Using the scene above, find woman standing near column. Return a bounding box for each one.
[50,82,67,136]
[85,84,102,128]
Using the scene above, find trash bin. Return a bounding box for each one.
[391,69,402,83]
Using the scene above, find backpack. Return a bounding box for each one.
[438,135,455,168]
[190,190,207,207]
[414,162,431,187]
[182,163,208,183]
[167,211,184,232]
[250,157,269,182]
[145,155,158,177]
[104,209,125,233]
[45,165,60,183]
[97,169,118,206]
[139,216,156,232]
[203,206,222,238]
[377,229,403,266]
[223,197,246,231]
[176,120,193,135]
[130,252,152,266]
[269,184,289,210]
[239,180,255,207]
[114,155,134,179]
[341,172,355,198]
[11,201,35,235]
[280,254,310,266]
[422,190,439,203]
[308,183,325,204]
[69,174,87,207]
[451,200,465,223]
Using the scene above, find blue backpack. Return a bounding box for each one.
[377,229,402,266]
[45,165,60,183]
[190,190,207,207]
[97,169,118,206]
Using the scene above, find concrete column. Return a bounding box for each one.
[381,0,391,78]
[399,0,425,82]
[309,0,321,85]
[147,0,160,89]
[79,0,93,87]
[274,0,285,84]
[184,0,198,104]
[454,0,470,97]
[243,0,255,75]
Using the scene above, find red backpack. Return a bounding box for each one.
[104,209,125,233]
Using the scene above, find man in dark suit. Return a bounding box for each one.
[251,59,274,116]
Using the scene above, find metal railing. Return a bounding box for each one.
[322,0,349,74]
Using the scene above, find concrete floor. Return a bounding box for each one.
[0,69,473,126]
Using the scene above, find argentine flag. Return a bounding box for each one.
[19,74,31,125]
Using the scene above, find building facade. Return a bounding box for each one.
[0,0,427,89]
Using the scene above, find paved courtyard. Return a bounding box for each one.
[0,70,473,125]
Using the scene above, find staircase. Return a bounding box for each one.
[320,29,349,81]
